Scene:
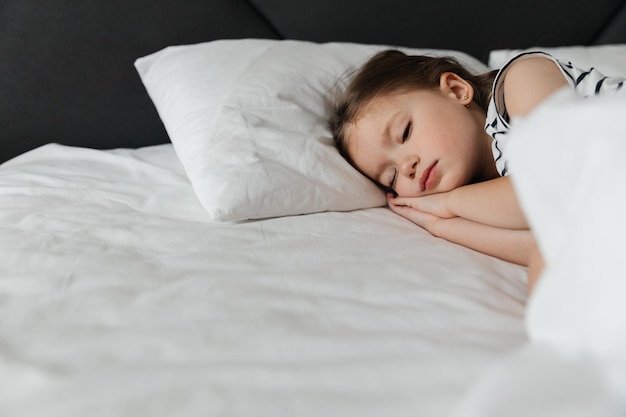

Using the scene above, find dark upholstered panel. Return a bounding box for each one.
[2,0,626,163]
[250,0,626,61]
[0,0,279,162]
[594,2,626,44]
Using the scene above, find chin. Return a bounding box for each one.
[437,176,459,193]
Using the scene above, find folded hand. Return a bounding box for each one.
[387,192,457,234]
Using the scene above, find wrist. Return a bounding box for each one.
[429,216,462,238]
[446,188,460,217]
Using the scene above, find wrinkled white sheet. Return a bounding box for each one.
[0,144,527,417]
[457,89,626,416]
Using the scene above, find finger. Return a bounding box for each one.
[388,200,423,220]
[388,194,411,207]
[390,204,438,230]
[387,193,405,208]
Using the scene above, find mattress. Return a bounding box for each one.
[0,143,527,417]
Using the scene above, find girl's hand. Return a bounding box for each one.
[387,192,455,219]
[387,193,456,234]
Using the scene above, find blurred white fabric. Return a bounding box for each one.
[458,88,626,416]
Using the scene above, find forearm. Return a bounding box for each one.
[447,176,528,230]
[387,191,535,265]
[430,216,535,266]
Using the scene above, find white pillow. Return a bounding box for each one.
[488,44,626,76]
[135,39,489,221]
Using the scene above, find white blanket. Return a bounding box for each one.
[0,144,527,417]
[458,89,626,416]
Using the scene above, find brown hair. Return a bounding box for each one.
[329,50,497,167]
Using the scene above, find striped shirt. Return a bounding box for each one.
[485,52,625,176]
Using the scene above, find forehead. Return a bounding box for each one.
[346,91,406,145]
[344,95,399,179]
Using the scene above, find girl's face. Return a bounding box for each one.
[346,73,495,197]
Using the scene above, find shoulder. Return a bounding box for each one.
[501,54,569,118]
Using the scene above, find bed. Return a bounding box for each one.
[2,1,626,416]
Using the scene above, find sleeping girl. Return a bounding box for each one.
[330,50,624,292]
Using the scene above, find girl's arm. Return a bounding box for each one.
[388,197,535,265]
[394,176,528,229]
[503,55,569,118]
[431,219,535,266]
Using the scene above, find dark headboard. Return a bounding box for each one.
[251,0,626,60]
[2,0,625,163]
[0,0,278,163]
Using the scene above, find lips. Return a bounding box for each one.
[419,161,438,192]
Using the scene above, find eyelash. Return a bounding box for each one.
[402,121,412,142]
[389,121,412,189]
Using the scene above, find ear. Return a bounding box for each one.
[439,72,474,106]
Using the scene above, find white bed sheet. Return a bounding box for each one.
[0,144,527,417]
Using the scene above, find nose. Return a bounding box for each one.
[399,156,419,180]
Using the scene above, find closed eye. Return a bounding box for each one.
[390,169,397,190]
[402,121,412,142]
[389,122,411,189]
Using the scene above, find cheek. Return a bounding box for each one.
[435,115,481,157]
[440,170,468,192]
[394,179,420,197]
